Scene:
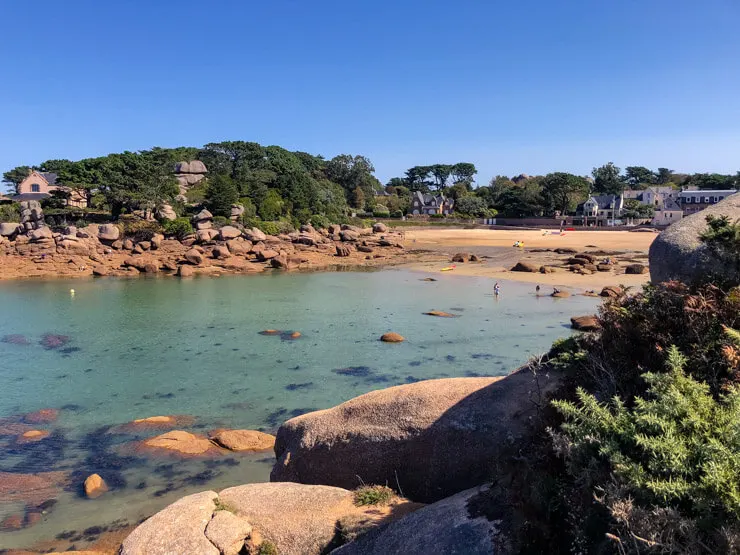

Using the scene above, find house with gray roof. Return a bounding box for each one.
[575,194,624,226]
[410,191,454,215]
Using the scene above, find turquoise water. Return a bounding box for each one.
[0,270,597,550]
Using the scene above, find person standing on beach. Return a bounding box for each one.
[494,282,500,296]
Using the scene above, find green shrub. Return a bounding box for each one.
[118,216,162,242]
[257,540,278,555]
[430,213,445,219]
[162,217,193,240]
[552,345,740,553]
[373,208,390,218]
[258,221,280,236]
[212,215,232,228]
[310,214,330,229]
[213,498,236,513]
[0,203,20,223]
[238,197,257,219]
[353,485,395,506]
[391,210,403,218]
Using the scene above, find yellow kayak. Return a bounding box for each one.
[440,266,456,272]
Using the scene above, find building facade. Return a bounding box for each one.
[678,190,737,216]
[410,191,454,215]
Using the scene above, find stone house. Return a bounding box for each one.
[410,191,454,215]
[14,171,87,207]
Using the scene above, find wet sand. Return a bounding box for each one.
[401,228,657,291]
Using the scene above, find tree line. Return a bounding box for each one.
[3,147,739,222]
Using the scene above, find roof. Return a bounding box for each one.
[11,193,52,201]
[413,191,452,205]
[588,195,620,209]
[661,197,682,211]
[38,172,58,185]
[679,189,737,195]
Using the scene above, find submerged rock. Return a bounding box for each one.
[271,371,561,502]
[209,430,276,452]
[40,334,71,350]
[380,332,405,343]
[0,470,68,504]
[423,310,456,318]
[16,429,50,444]
[24,408,59,423]
[84,473,108,498]
[1,334,31,345]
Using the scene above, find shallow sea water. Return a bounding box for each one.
[0,269,598,549]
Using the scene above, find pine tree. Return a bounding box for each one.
[206,175,238,218]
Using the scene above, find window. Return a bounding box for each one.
[31,183,40,193]
[715,196,720,202]
[705,197,710,203]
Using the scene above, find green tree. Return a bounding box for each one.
[404,166,433,192]
[539,172,590,215]
[2,166,32,193]
[684,173,737,190]
[206,174,239,217]
[624,166,656,187]
[455,196,490,217]
[385,177,407,191]
[622,198,655,220]
[259,189,284,220]
[430,164,452,189]
[450,162,477,186]
[592,162,624,195]
[352,186,365,210]
[657,167,674,185]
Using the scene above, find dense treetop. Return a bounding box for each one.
[2,143,739,221]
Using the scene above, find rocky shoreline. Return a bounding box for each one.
[75,367,552,555]
[0,209,420,281]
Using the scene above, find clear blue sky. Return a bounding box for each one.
[1,0,738,185]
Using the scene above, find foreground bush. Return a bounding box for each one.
[553,345,740,553]
[584,281,740,400]
[495,281,740,554]
[162,217,193,239]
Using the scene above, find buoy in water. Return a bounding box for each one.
[70,289,75,295]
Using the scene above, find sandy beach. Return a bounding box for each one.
[401,228,658,291]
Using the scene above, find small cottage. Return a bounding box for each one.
[14,171,87,207]
[410,191,454,215]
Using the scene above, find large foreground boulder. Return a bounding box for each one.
[333,486,499,555]
[121,491,220,554]
[271,370,561,502]
[121,482,419,555]
[650,192,740,284]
